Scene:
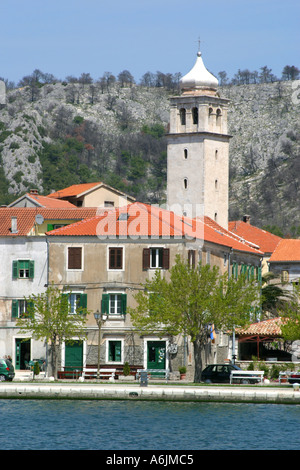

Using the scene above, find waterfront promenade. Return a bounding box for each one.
[1,371,300,404]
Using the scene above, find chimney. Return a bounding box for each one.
[11,216,18,233]
[242,215,251,224]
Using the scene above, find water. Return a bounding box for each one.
[1,399,300,450]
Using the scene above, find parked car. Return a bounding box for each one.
[201,363,260,384]
[0,358,15,381]
[288,372,300,385]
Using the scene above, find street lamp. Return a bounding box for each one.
[94,310,107,379]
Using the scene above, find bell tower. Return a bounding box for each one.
[166,48,231,229]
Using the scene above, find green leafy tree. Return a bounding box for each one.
[280,284,300,342]
[16,285,88,379]
[129,256,260,382]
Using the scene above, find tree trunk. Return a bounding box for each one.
[49,342,58,380]
[193,335,206,383]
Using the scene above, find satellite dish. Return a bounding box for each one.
[35,214,44,225]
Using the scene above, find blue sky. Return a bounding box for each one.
[1,0,299,84]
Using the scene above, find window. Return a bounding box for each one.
[108,340,122,362]
[143,248,170,270]
[47,224,68,231]
[184,149,188,159]
[11,299,33,319]
[101,293,127,316]
[67,247,82,270]
[188,250,196,269]
[192,107,198,124]
[183,178,188,190]
[104,201,114,208]
[63,293,87,314]
[108,247,123,269]
[179,108,186,125]
[12,260,34,279]
[281,270,289,283]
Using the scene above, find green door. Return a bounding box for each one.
[65,341,83,372]
[15,339,31,370]
[147,341,166,371]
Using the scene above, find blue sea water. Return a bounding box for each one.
[1,399,299,450]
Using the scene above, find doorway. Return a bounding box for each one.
[15,338,31,370]
[147,341,166,371]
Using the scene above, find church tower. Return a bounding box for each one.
[166,48,230,229]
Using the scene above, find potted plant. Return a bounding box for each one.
[123,362,131,376]
[179,366,186,380]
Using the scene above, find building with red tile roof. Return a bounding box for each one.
[268,239,300,290]
[47,181,135,208]
[8,190,76,209]
[229,217,282,255]
[229,216,282,275]
[0,207,98,236]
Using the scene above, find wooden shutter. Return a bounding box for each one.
[162,248,170,270]
[29,260,34,279]
[101,294,109,315]
[79,293,87,311]
[143,248,150,270]
[12,300,19,318]
[47,224,54,231]
[109,248,123,269]
[12,261,18,279]
[121,294,127,315]
[68,247,82,269]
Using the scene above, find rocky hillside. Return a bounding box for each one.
[0,79,299,235]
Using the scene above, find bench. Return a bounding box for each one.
[136,369,170,382]
[82,368,116,380]
[230,370,264,384]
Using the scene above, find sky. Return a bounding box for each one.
[1,0,299,84]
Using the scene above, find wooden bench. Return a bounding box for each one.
[136,369,170,382]
[82,368,116,380]
[230,370,264,384]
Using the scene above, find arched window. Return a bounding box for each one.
[216,108,222,123]
[214,212,218,222]
[180,108,186,125]
[215,179,218,190]
[183,178,188,190]
[192,107,198,125]
[184,149,188,159]
[209,107,213,117]
[215,149,218,160]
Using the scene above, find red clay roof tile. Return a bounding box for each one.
[269,239,300,262]
[228,220,282,254]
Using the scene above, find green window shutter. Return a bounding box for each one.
[101,294,109,315]
[12,261,18,279]
[79,293,87,311]
[12,299,19,318]
[29,260,34,279]
[27,301,35,318]
[109,341,122,362]
[115,342,122,361]
[257,267,262,283]
[121,294,127,314]
[47,224,54,231]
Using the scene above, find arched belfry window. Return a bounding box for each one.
[209,107,213,117]
[216,108,222,123]
[192,107,198,125]
[180,108,186,126]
